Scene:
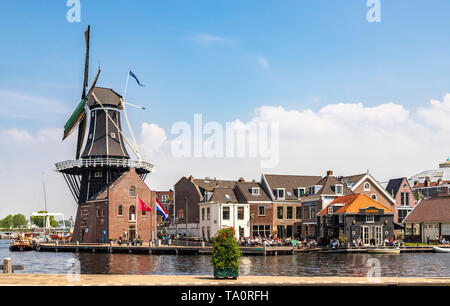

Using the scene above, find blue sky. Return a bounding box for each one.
[1,1,450,132]
[2,1,450,217]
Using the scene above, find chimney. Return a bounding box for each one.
[326,170,334,176]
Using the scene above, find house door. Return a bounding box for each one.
[362,226,370,245]
[375,226,382,245]
[128,225,136,241]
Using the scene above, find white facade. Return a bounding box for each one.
[199,202,250,240]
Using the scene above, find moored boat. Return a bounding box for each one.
[433,246,450,253]
[9,233,34,252]
[367,247,400,254]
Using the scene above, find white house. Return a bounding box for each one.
[199,188,250,241]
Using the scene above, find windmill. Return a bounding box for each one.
[62,25,101,159]
[55,26,153,242]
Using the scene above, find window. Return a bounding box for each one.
[401,192,410,206]
[224,194,232,202]
[111,132,116,139]
[328,207,333,215]
[311,207,316,219]
[89,133,93,139]
[258,206,265,216]
[202,208,205,221]
[118,205,123,216]
[205,192,213,202]
[338,215,343,223]
[334,184,343,195]
[101,209,104,217]
[251,188,260,195]
[177,209,184,220]
[129,206,136,221]
[276,188,285,200]
[296,207,302,219]
[96,209,100,217]
[207,207,210,220]
[398,209,411,223]
[252,225,271,237]
[371,194,377,201]
[296,188,305,197]
[286,207,293,220]
[129,186,136,197]
[308,186,315,195]
[237,207,244,220]
[222,207,230,220]
[161,194,169,202]
[94,172,103,178]
[286,191,293,197]
[277,207,284,219]
[366,215,374,223]
[364,182,370,192]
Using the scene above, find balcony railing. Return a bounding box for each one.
[55,157,153,173]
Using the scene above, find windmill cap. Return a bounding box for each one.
[87,87,123,109]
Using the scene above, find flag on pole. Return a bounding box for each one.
[129,71,146,87]
[155,198,168,220]
[138,197,152,212]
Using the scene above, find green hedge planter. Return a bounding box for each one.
[214,267,239,279]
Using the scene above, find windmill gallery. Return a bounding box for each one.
[55,26,155,244]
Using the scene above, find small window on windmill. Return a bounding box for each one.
[89,133,93,139]
[111,133,116,139]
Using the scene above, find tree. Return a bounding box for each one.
[31,211,58,228]
[0,215,13,229]
[12,214,27,228]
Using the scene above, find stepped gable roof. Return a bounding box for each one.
[235,181,271,202]
[385,178,405,198]
[263,174,322,200]
[403,197,450,223]
[87,87,123,109]
[318,194,394,216]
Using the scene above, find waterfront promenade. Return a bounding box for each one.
[1,274,450,286]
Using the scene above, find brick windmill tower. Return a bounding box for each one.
[56,26,155,243]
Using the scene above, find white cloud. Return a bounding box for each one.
[417,93,450,132]
[186,33,233,45]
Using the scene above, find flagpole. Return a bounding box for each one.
[122,69,141,161]
[136,195,138,241]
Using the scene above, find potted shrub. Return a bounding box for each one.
[211,227,242,279]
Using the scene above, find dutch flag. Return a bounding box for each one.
[155,197,168,220]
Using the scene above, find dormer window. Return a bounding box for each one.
[296,188,305,198]
[308,186,315,196]
[334,184,343,195]
[251,187,260,195]
[364,182,370,192]
[275,188,285,200]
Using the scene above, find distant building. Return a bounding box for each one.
[174,176,237,236]
[403,197,450,243]
[385,178,416,225]
[154,190,174,225]
[317,194,395,246]
[260,173,323,238]
[410,158,450,199]
[340,172,396,210]
[198,187,250,241]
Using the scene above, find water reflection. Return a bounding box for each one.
[2,240,450,276]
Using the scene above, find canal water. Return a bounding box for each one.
[1,240,450,277]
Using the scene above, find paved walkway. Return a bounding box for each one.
[1,274,450,286]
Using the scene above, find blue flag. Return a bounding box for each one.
[129,71,145,87]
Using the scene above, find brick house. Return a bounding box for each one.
[261,173,323,238]
[317,194,395,246]
[73,168,156,243]
[154,190,174,225]
[174,176,236,236]
[340,172,396,210]
[403,197,450,243]
[385,178,416,226]
[301,170,354,239]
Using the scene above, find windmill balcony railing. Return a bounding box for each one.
[55,157,153,172]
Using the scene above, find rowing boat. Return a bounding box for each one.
[367,247,400,254]
[433,246,450,253]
